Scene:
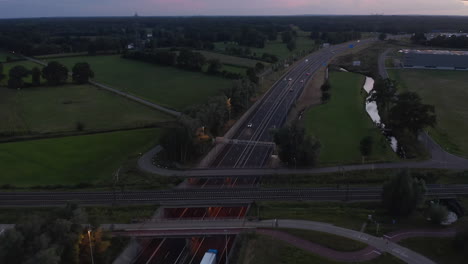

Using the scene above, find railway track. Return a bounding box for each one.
[0,185,467,206]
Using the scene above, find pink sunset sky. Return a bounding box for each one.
[0,0,467,18]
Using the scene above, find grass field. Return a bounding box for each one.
[215,36,315,60]
[388,69,468,158]
[0,84,171,135]
[304,72,397,165]
[44,55,233,110]
[234,234,404,264]
[0,205,158,223]
[0,128,162,187]
[0,61,45,85]
[280,228,368,251]
[0,50,20,62]
[196,50,263,68]
[400,237,464,264]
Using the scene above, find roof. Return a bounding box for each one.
[400,49,468,56]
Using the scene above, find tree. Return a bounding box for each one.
[368,78,397,121]
[7,65,29,88]
[206,59,222,75]
[360,136,373,158]
[321,91,330,102]
[281,31,293,43]
[379,33,387,41]
[274,123,321,167]
[428,203,449,225]
[388,92,436,136]
[254,62,265,74]
[42,61,68,86]
[0,63,5,83]
[177,49,206,71]
[287,40,296,51]
[411,32,427,45]
[72,62,94,84]
[320,80,331,92]
[246,67,259,84]
[382,170,426,217]
[310,31,320,40]
[31,67,41,86]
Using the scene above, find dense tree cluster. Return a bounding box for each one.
[273,123,321,167]
[310,31,362,44]
[0,204,111,264]
[412,33,468,49]
[382,170,427,217]
[4,61,94,89]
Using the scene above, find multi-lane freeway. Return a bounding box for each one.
[0,184,466,206]
[211,39,374,168]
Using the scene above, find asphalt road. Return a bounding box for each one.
[0,185,466,206]
[211,39,375,168]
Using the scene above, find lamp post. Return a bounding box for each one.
[87,229,95,264]
[224,229,228,264]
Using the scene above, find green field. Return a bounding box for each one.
[280,228,367,251]
[234,234,404,264]
[0,128,161,187]
[215,36,315,60]
[400,237,464,264]
[388,69,468,158]
[304,72,397,165]
[0,50,20,62]
[0,61,45,85]
[0,84,170,135]
[196,50,263,68]
[44,55,233,110]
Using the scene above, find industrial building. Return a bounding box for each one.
[401,49,468,70]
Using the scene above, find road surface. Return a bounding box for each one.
[106,219,440,264]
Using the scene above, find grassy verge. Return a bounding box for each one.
[249,200,468,236]
[0,128,162,187]
[304,72,397,166]
[400,237,464,264]
[388,69,468,158]
[279,228,368,251]
[44,55,233,110]
[0,85,172,136]
[233,233,404,264]
[261,169,468,188]
[0,205,158,224]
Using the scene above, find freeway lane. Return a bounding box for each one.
[212,39,375,168]
[0,185,466,206]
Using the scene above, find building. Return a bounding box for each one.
[401,49,468,70]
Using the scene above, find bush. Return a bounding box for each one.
[428,203,449,225]
[76,121,85,131]
[321,92,331,102]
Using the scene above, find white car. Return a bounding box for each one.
[288,78,293,81]
[247,123,253,128]
[305,59,309,62]
[300,80,304,83]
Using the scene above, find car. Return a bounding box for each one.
[305,59,309,62]
[247,123,253,128]
[300,80,304,83]
[306,73,310,76]
[288,78,293,81]
[289,88,293,92]
[357,40,361,43]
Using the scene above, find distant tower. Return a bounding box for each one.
[133,12,141,50]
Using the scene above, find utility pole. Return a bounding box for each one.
[87,227,95,264]
[224,230,228,264]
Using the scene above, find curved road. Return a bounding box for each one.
[107,219,443,264]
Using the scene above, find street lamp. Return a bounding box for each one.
[87,229,95,264]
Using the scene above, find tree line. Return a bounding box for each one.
[0,204,112,264]
[412,33,468,49]
[1,61,94,89]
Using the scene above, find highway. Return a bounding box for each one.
[0,184,466,206]
[211,39,374,168]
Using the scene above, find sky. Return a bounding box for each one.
[0,0,467,18]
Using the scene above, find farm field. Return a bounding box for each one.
[196,50,263,68]
[0,60,44,85]
[389,69,468,158]
[215,36,316,60]
[44,55,233,110]
[0,84,171,135]
[234,234,404,264]
[304,72,397,166]
[0,128,162,187]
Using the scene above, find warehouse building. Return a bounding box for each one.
[401,49,468,70]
